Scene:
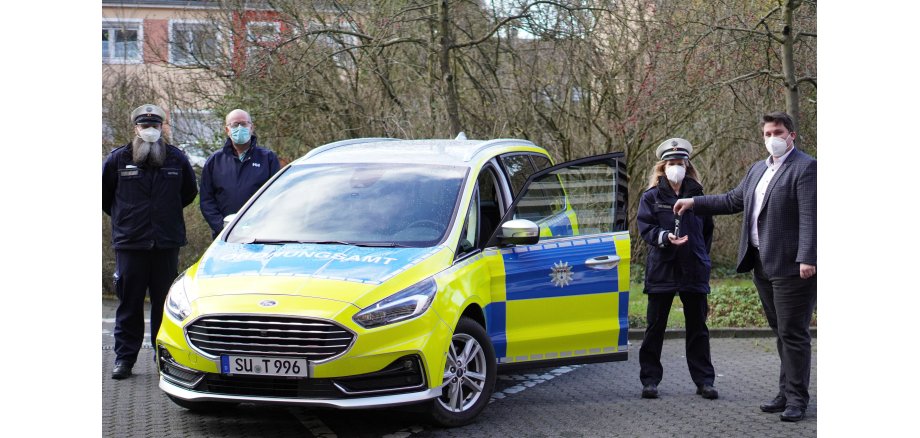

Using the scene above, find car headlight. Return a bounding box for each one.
[353,278,437,329]
[165,272,192,322]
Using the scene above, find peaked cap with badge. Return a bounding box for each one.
[131,104,166,124]
[655,138,693,161]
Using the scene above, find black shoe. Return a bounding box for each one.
[696,384,719,400]
[760,396,787,413]
[780,405,805,422]
[641,384,659,399]
[112,362,133,380]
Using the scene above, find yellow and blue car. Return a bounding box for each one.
[157,137,630,426]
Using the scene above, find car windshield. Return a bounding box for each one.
[226,163,468,247]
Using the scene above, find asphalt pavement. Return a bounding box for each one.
[102,298,817,437]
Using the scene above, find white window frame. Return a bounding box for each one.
[102,18,144,64]
[168,19,224,66]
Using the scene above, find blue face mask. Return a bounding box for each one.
[230,126,252,145]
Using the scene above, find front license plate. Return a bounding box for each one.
[220,355,309,377]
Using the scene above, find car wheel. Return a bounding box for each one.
[166,394,236,413]
[428,316,496,427]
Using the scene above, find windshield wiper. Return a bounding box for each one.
[242,238,412,247]
[306,240,358,245]
[242,238,310,245]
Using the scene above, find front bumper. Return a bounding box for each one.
[156,294,454,408]
[159,375,443,409]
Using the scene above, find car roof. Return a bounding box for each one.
[291,137,545,167]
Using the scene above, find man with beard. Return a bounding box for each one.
[102,104,198,380]
[199,109,280,238]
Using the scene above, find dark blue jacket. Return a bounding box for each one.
[637,176,714,294]
[199,135,280,236]
[102,142,198,250]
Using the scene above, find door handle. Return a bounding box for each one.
[585,255,620,270]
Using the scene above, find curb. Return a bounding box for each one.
[627,327,817,341]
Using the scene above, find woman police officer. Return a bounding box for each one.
[637,138,718,400]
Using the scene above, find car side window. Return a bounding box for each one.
[530,154,553,171]
[456,185,479,256]
[512,171,566,225]
[500,154,534,197]
[477,166,503,248]
[507,155,625,240]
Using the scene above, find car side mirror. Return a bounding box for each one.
[497,219,540,246]
[223,213,237,229]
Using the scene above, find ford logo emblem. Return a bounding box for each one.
[259,300,277,307]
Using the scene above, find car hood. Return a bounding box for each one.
[191,241,450,305]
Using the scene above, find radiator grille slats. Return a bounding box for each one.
[186,315,355,360]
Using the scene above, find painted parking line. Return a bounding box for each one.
[491,365,583,402]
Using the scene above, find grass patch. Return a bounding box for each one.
[627,277,816,329]
[628,278,765,329]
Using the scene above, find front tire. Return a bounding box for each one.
[429,316,497,427]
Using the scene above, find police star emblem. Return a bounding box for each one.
[550,261,573,287]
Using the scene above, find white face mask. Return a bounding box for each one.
[138,127,161,143]
[665,165,686,184]
[765,136,789,157]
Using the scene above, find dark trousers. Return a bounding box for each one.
[751,250,817,409]
[113,248,179,365]
[639,291,715,387]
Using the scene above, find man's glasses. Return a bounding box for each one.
[227,121,251,128]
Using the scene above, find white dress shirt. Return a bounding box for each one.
[750,147,795,248]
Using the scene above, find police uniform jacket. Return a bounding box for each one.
[102,142,198,250]
[638,176,714,294]
[199,135,281,235]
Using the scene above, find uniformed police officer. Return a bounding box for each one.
[637,138,718,400]
[102,104,198,380]
[199,109,280,238]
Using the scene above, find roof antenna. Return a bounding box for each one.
[454,131,467,141]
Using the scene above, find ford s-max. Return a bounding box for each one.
[157,137,630,426]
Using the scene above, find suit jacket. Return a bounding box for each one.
[692,148,816,278]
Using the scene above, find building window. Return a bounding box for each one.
[170,21,220,66]
[246,21,281,67]
[102,19,143,64]
[170,109,221,147]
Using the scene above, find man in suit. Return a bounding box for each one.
[673,112,816,422]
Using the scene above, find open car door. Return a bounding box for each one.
[484,153,630,369]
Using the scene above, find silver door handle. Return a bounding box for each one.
[585,255,620,270]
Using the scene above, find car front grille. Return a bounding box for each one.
[185,315,355,361]
[199,374,343,398]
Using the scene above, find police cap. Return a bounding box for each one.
[131,104,166,125]
[655,138,692,161]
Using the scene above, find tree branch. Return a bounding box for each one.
[722,69,785,85]
[451,13,530,49]
[796,76,816,87]
[714,25,783,44]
